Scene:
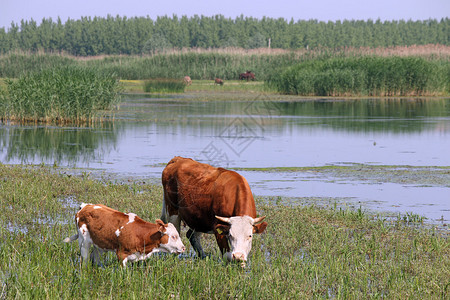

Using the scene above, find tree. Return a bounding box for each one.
[142,33,172,54]
[248,32,267,49]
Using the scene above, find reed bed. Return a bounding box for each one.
[1,45,448,81]
[0,164,448,299]
[0,66,121,124]
[270,56,449,96]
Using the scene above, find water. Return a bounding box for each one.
[1,96,449,222]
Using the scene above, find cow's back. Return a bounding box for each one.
[77,204,151,251]
[162,157,257,232]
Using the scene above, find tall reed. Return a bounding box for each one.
[269,56,449,96]
[0,66,121,123]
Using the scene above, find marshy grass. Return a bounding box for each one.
[270,56,449,96]
[0,66,121,124]
[143,78,186,93]
[0,164,448,298]
[2,45,448,84]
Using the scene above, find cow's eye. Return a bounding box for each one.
[248,234,253,238]
[171,235,177,240]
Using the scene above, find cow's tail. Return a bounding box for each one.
[63,234,78,243]
[160,194,168,223]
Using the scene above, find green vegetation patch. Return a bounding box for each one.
[143,78,186,93]
[0,66,121,123]
[270,56,449,96]
[0,164,449,298]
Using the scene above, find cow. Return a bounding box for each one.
[239,71,255,81]
[183,76,192,86]
[64,203,185,267]
[214,78,224,85]
[161,156,267,267]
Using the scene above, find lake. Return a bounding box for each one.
[1,95,449,222]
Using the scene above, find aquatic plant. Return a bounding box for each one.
[0,66,121,123]
[270,56,449,96]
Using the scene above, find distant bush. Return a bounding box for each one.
[0,66,121,123]
[143,78,186,93]
[269,56,449,96]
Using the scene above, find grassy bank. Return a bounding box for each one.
[143,78,186,93]
[0,164,448,298]
[0,66,121,123]
[121,79,273,94]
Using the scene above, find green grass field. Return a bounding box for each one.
[0,164,448,299]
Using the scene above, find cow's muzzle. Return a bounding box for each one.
[232,252,245,261]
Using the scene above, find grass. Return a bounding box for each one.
[1,45,448,83]
[143,78,186,93]
[0,66,121,124]
[0,164,449,299]
[269,56,449,96]
[121,79,274,94]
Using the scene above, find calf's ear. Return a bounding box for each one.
[253,221,268,234]
[155,219,166,233]
[214,224,230,236]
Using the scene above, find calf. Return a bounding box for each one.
[64,203,185,267]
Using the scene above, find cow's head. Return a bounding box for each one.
[156,219,186,254]
[215,215,267,266]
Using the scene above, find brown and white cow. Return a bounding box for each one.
[161,156,267,266]
[64,203,185,267]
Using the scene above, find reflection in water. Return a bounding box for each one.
[1,96,449,222]
[0,123,121,165]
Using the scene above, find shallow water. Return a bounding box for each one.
[1,96,449,222]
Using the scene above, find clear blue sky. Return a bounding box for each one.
[1,0,449,29]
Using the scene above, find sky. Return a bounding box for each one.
[1,0,449,29]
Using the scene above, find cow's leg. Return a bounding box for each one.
[116,250,129,267]
[187,229,206,259]
[90,246,103,265]
[77,225,92,265]
[80,240,91,265]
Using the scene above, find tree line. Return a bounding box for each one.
[0,15,448,56]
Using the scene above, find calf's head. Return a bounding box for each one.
[215,215,267,265]
[156,220,185,254]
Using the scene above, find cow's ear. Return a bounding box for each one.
[215,224,230,236]
[253,221,268,234]
[155,219,166,233]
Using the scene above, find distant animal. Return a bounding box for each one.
[214,78,224,85]
[161,156,267,267]
[183,76,192,86]
[239,71,255,81]
[64,203,185,267]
